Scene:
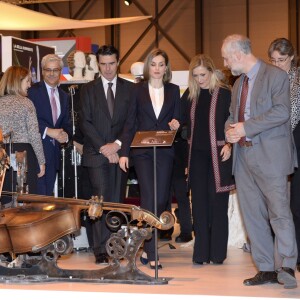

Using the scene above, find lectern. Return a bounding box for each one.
[131,130,176,278]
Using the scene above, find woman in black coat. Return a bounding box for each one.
[181,54,235,264]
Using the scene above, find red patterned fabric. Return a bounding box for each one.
[188,87,235,192]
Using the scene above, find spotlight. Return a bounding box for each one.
[124,0,132,6]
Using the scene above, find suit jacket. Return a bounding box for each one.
[120,81,180,158]
[80,76,134,167]
[28,81,71,170]
[225,60,297,176]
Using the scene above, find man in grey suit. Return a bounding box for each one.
[222,34,298,289]
[80,45,133,264]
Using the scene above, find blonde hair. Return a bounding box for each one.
[0,65,29,97]
[143,48,172,83]
[188,54,228,101]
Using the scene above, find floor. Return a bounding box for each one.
[0,223,299,300]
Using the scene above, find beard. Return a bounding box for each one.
[230,68,242,76]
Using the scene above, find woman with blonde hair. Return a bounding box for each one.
[181,54,234,265]
[0,65,45,205]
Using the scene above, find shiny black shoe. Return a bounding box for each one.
[277,267,297,289]
[149,261,162,269]
[243,271,278,286]
[175,234,193,243]
[95,253,109,265]
[211,261,224,265]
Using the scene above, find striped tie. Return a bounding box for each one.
[50,87,58,125]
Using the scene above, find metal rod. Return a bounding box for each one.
[153,145,158,279]
[69,85,78,199]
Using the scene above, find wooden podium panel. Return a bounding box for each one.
[131,130,177,148]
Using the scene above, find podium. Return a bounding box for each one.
[131,130,176,278]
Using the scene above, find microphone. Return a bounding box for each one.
[68,85,78,96]
[68,85,79,91]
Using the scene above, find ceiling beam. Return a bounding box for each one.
[2,0,78,4]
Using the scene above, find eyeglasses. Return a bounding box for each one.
[269,56,289,64]
[43,68,61,75]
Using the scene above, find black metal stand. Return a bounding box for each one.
[130,130,177,279]
[153,145,158,279]
[69,85,78,199]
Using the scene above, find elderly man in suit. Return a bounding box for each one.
[79,45,133,264]
[222,34,298,289]
[28,54,71,196]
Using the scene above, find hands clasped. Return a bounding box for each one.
[99,142,121,164]
[225,122,246,143]
[168,119,180,131]
[47,128,68,143]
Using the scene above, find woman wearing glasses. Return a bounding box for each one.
[268,38,300,272]
[0,66,45,206]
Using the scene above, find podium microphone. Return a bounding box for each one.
[68,85,78,95]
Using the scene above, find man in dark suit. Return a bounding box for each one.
[28,54,71,196]
[79,45,133,264]
[223,34,298,289]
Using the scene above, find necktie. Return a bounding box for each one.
[238,76,249,146]
[50,87,58,125]
[107,82,114,117]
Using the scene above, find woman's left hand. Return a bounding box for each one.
[220,143,232,162]
[168,119,180,130]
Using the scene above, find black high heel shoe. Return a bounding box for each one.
[140,252,148,265]
[149,261,162,269]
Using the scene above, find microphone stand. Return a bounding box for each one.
[61,147,65,198]
[69,85,79,199]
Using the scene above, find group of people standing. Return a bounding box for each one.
[0,54,71,204]
[0,33,299,290]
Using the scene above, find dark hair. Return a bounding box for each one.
[96,45,119,62]
[268,38,295,58]
[143,48,172,83]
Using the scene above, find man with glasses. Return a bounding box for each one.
[28,54,71,196]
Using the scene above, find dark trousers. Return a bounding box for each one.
[133,150,174,261]
[87,162,122,255]
[291,123,300,263]
[190,149,229,263]
[37,146,56,196]
[170,139,192,236]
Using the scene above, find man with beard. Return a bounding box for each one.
[222,34,298,289]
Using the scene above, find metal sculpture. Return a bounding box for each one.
[0,187,174,285]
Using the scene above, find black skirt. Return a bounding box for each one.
[1,143,38,205]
